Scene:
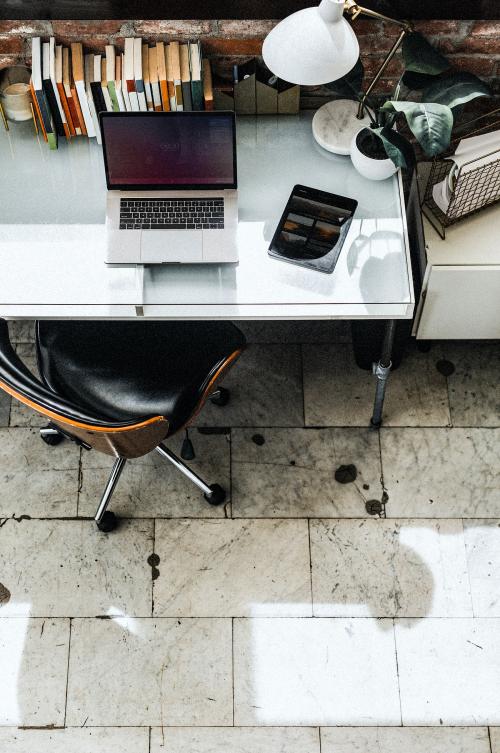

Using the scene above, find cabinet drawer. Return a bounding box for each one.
[417,265,500,339]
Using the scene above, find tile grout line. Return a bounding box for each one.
[488,726,493,753]
[307,518,314,616]
[318,726,322,753]
[63,617,72,727]
[151,518,156,616]
[392,617,404,727]
[231,617,235,726]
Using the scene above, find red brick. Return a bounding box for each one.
[454,37,500,55]
[0,55,21,71]
[217,19,277,38]
[53,34,115,53]
[52,20,126,37]
[0,36,23,55]
[448,55,496,77]
[133,20,213,37]
[202,38,263,56]
[471,21,500,36]
[0,21,53,36]
[363,54,404,78]
[413,20,469,36]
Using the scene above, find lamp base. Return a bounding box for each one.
[312,99,371,156]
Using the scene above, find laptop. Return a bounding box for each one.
[100,111,238,264]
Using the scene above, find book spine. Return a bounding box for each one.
[66,87,82,135]
[75,80,95,137]
[35,87,57,148]
[43,78,65,138]
[107,81,120,111]
[136,79,147,112]
[191,80,204,111]
[30,81,47,141]
[182,81,192,111]
[90,81,107,115]
[57,82,75,136]
[71,83,87,135]
[152,81,162,111]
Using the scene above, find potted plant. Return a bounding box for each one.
[335,32,492,180]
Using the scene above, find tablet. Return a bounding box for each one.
[268,185,358,274]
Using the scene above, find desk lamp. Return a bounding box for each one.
[262,0,411,155]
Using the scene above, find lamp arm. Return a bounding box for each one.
[343,1,412,120]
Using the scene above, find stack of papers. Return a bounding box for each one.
[432,129,500,213]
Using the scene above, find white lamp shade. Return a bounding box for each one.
[262,0,360,86]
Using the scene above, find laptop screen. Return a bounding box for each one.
[100,112,237,190]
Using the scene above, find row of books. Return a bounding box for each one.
[30,37,215,149]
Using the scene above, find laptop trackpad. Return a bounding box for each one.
[140,231,203,263]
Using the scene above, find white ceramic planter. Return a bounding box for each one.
[350,129,398,181]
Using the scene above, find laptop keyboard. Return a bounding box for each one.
[119,198,225,230]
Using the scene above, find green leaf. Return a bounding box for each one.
[401,70,443,91]
[422,72,492,110]
[326,57,364,98]
[402,32,450,75]
[375,126,416,170]
[382,101,454,157]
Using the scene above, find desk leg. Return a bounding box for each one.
[370,319,396,427]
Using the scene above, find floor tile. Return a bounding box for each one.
[444,342,500,427]
[8,320,35,344]
[491,728,500,753]
[0,519,153,617]
[153,519,311,617]
[231,428,382,517]
[303,344,450,427]
[151,726,320,753]
[0,428,79,518]
[381,428,500,517]
[196,345,304,427]
[396,618,500,724]
[0,617,69,726]
[78,431,230,518]
[0,391,10,427]
[9,344,45,428]
[464,520,500,617]
[310,519,472,617]
[66,617,232,726]
[320,727,490,753]
[237,320,350,344]
[0,727,149,753]
[233,618,400,725]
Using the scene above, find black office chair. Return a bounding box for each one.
[0,319,246,532]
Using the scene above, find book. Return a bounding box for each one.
[114,55,126,112]
[149,45,162,112]
[100,57,113,112]
[134,37,147,112]
[124,37,139,111]
[71,42,95,137]
[91,55,107,116]
[121,52,131,111]
[62,47,81,135]
[142,43,153,111]
[189,41,203,111]
[48,38,69,139]
[29,42,50,144]
[84,53,101,144]
[43,41,65,138]
[203,59,214,111]
[105,45,119,112]
[169,41,183,111]
[55,44,75,136]
[165,43,176,111]
[156,42,169,112]
[180,43,192,111]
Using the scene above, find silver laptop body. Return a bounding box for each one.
[101,111,238,264]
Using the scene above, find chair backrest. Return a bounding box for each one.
[0,320,168,458]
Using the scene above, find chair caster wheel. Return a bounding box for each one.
[210,387,230,407]
[204,483,226,506]
[40,428,64,446]
[96,511,118,532]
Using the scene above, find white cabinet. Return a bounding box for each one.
[414,202,500,340]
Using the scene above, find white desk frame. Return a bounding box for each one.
[0,113,414,424]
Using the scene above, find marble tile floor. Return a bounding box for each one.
[1,322,500,751]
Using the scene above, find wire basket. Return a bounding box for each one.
[422,110,500,239]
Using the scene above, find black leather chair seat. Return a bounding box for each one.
[36,320,245,434]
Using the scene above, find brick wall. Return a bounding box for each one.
[0,18,499,108]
